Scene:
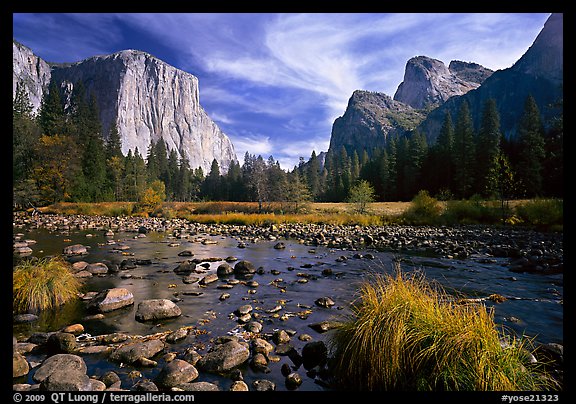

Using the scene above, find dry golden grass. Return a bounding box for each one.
[329,266,555,391]
[13,256,81,313]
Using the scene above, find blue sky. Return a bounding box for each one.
[13,13,551,170]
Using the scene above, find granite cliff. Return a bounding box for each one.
[328,13,562,156]
[393,56,492,110]
[12,40,52,114]
[13,44,236,173]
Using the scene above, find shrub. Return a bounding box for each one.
[444,197,497,224]
[402,190,443,224]
[13,256,81,313]
[329,267,553,391]
[135,180,166,215]
[515,199,563,227]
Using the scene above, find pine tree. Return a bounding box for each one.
[395,136,409,200]
[405,130,428,197]
[435,111,455,193]
[285,170,311,213]
[307,151,321,200]
[266,156,288,205]
[104,123,124,201]
[224,159,243,201]
[453,100,476,198]
[543,99,563,197]
[386,138,398,200]
[203,159,221,200]
[13,81,33,118]
[166,149,179,200]
[146,140,159,182]
[516,95,545,197]
[337,146,351,201]
[475,99,502,197]
[81,130,107,201]
[351,150,361,184]
[155,138,169,185]
[13,81,41,184]
[38,81,66,136]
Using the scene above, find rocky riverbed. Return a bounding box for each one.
[13,212,563,391]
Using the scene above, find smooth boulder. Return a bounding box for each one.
[135,299,181,322]
[86,288,134,313]
[196,340,250,373]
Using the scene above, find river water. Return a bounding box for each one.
[13,227,563,391]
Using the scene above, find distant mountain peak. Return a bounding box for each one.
[393,55,492,110]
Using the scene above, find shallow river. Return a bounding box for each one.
[13,227,563,391]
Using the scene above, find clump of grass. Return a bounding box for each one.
[13,256,81,313]
[329,267,552,391]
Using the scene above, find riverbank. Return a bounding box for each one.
[14,211,563,275]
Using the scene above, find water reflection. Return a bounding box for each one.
[13,227,563,390]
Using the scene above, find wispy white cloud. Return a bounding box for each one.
[229,133,274,162]
[13,12,552,166]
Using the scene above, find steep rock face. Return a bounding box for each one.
[12,40,52,114]
[393,56,492,110]
[448,60,494,85]
[511,12,563,83]
[13,44,236,173]
[50,50,236,173]
[417,13,562,141]
[328,90,425,155]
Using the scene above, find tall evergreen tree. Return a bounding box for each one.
[266,156,288,204]
[395,136,410,200]
[146,140,159,182]
[435,111,455,193]
[516,95,545,197]
[405,130,428,197]
[307,151,321,200]
[166,149,179,200]
[203,159,222,200]
[475,99,502,197]
[453,100,476,198]
[104,123,124,201]
[38,81,66,136]
[224,159,243,201]
[124,148,147,201]
[105,123,123,159]
[155,138,169,185]
[176,155,191,201]
[13,81,40,183]
[386,138,398,200]
[543,99,563,197]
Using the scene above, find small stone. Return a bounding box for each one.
[229,381,249,391]
[285,372,303,389]
[315,297,335,308]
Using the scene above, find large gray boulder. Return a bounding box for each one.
[234,260,256,275]
[33,354,91,391]
[109,339,165,364]
[155,359,199,388]
[63,244,88,256]
[86,288,134,313]
[196,340,250,373]
[135,299,181,322]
